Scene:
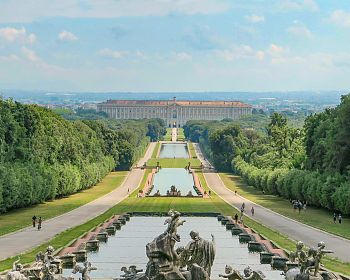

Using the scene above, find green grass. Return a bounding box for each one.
[147,158,201,168]
[0,172,127,237]
[0,171,349,276]
[151,142,160,158]
[188,142,196,158]
[163,128,172,141]
[219,173,350,240]
[177,128,185,141]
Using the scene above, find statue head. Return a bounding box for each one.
[15,263,23,271]
[317,241,325,249]
[296,241,304,250]
[224,265,233,274]
[46,246,54,254]
[121,267,128,272]
[243,266,253,277]
[190,230,199,240]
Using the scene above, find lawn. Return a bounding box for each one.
[219,173,350,240]
[163,128,172,141]
[151,142,160,158]
[177,128,185,141]
[147,158,201,168]
[0,171,349,276]
[187,142,196,158]
[0,171,127,237]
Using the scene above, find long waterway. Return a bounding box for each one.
[159,143,189,158]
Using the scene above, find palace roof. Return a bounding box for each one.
[101,100,252,108]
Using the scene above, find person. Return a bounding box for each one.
[208,190,211,197]
[127,188,130,194]
[32,215,37,228]
[234,213,238,224]
[298,201,303,214]
[234,190,237,196]
[338,214,342,224]
[251,207,255,216]
[38,217,42,230]
[241,202,245,210]
[333,213,337,223]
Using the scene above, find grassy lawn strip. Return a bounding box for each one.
[1,171,348,275]
[219,173,350,240]
[163,128,172,141]
[0,172,127,237]
[187,142,196,158]
[147,158,201,168]
[151,142,160,158]
[177,128,185,141]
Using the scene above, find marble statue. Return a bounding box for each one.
[185,231,215,276]
[284,241,340,280]
[6,259,27,280]
[72,261,97,280]
[219,265,265,280]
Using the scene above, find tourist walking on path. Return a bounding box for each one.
[37,217,42,231]
[333,213,337,223]
[338,214,342,224]
[234,213,238,224]
[32,216,37,228]
[251,207,255,216]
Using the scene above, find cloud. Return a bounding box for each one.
[183,24,221,50]
[329,10,350,28]
[21,47,39,62]
[245,14,265,23]
[0,54,20,61]
[173,52,192,61]
[279,0,319,12]
[98,48,126,59]
[0,27,36,43]
[216,45,264,61]
[0,0,231,23]
[58,30,78,41]
[287,21,312,38]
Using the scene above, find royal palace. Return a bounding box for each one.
[97,98,252,127]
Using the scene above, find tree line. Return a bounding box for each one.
[184,97,350,214]
[0,99,166,213]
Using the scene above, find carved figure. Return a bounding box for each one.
[219,265,265,280]
[289,241,307,273]
[72,262,96,280]
[185,231,215,276]
[7,259,27,280]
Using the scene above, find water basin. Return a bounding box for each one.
[63,216,284,280]
[149,168,196,196]
[159,143,189,158]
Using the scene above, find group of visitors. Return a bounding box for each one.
[291,199,306,213]
[32,215,43,230]
[233,203,255,225]
[333,213,342,224]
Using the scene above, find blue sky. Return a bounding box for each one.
[0,0,350,92]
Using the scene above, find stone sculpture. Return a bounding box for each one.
[6,259,27,280]
[116,209,215,280]
[72,261,97,280]
[284,241,340,280]
[219,265,265,280]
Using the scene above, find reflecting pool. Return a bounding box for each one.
[159,143,189,158]
[63,216,283,279]
[149,168,196,196]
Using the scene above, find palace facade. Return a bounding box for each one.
[97,98,252,127]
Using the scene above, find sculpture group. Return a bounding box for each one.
[284,241,340,280]
[118,210,215,280]
[2,246,96,280]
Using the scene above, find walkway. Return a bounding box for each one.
[171,128,177,142]
[193,143,350,262]
[0,142,156,261]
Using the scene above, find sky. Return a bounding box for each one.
[0,0,350,92]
